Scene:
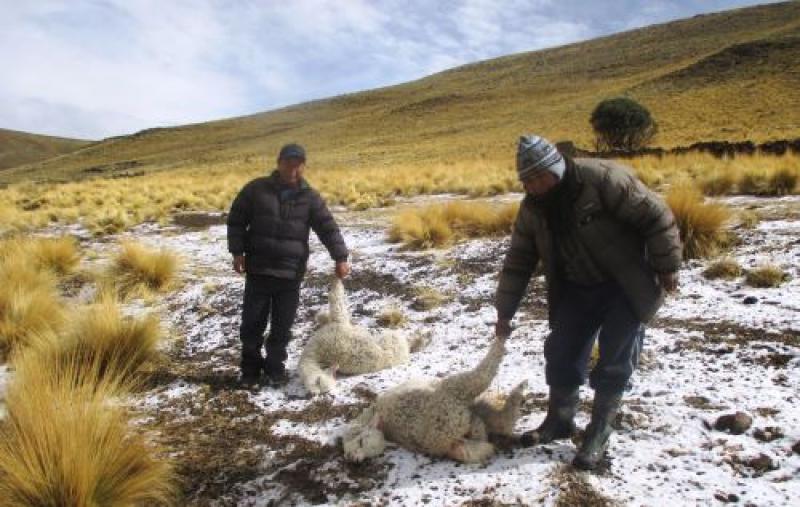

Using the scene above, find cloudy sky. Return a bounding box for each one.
[0,0,779,140]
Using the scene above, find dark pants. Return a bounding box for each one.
[545,280,644,392]
[239,274,301,376]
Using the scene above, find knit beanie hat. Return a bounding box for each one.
[516,135,566,181]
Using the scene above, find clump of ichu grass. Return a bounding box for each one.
[703,258,744,280]
[699,171,736,196]
[0,355,176,506]
[388,201,518,249]
[745,264,789,288]
[0,236,80,276]
[738,166,799,196]
[23,296,162,386]
[412,286,450,311]
[665,183,731,259]
[737,210,761,229]
[376,305,407,328]
[0,256,64,362]
[105,241,179,299]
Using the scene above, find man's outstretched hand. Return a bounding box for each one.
[335,261,351,279]
[495,319,512,339]
[233,255,246,274]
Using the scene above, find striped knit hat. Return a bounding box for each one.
[516,135,566,181]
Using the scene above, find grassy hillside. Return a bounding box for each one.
[0,129,91,172]
[2,1,799,184]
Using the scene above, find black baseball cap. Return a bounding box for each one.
[278,143,306,161]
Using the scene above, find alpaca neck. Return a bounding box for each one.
[328,279,351,326]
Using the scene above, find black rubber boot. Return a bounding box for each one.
[520,386,579,446]
[573,388,623,470]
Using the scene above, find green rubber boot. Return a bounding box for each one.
[520,385,579,446]
[573,388,623,470]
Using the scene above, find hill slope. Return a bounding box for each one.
[0,129,91,172]
[2,1,799,184]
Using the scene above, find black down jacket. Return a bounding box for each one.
[227,171,348,279]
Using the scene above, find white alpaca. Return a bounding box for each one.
[342,338,526,463]
[299,278,422,395]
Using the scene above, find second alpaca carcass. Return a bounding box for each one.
[342,338,526,463]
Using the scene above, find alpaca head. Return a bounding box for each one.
[342,425,386,463]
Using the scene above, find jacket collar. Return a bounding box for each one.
[267,170,310,191]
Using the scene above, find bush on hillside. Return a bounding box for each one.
[590,97,657,151]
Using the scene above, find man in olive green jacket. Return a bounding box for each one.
[495,135,681,470]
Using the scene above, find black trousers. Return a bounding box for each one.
[545,280,645,392]
[239,274,301,375]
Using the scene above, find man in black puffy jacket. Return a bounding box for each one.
[227,143,350,387]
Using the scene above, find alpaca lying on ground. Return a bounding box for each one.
[342,338,526,463]
[299,278,424,395]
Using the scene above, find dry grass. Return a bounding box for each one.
[412,286,449,311]
[0,355,175,506]
[630,153,800,195]
[703,258,744,280]
[0,256,64,362]
[738,210,761,229]
[739,166,799,196]
[665,183,731,259]
[375,305,406,328]
[23,296,162,386]
[105,241,179,299]
[388,201,518,249]
[0,152,795,239]
[0,236,80,276]
[745,265,789,288]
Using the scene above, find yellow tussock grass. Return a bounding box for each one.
[0,256,64,362]
[1,236,80,276]
[23,296,162,386]
[745,265,789,288]
[665,183,731,259]
[0,355,175,506]
[702,258,744,280]
[388,201,519,249]
[106,241,179,299]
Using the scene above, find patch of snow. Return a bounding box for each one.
[107,195,799,505]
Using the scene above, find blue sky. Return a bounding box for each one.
[0,0,780,140]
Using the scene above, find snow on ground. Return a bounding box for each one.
[101,195,800,505]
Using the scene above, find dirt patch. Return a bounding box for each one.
[140,389,376,504]
[655,318,800,356]
[551,465,619,506]
[683,395,726,411]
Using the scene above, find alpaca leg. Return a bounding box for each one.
[448,439,495,463]
[440,338,506,403]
